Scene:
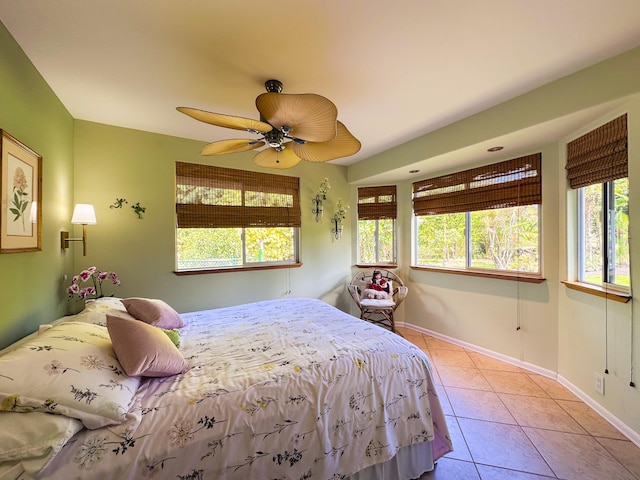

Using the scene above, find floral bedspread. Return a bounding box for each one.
[39,298,452,479]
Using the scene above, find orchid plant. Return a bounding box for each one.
[67,267,120,300]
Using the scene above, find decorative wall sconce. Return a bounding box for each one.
[61,203,97,256]
[312,195,324,221]
[312,177,330,222]
[331,216,343,240]
[331,198,348,240]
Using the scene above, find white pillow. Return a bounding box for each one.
[74,297,133,326]
[84,296,128,313]
[0,411,83,476]
[0,322,141,429]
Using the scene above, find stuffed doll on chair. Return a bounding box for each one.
[362,270,391,299]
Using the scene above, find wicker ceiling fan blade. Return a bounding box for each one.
[201,139,265,156]
[177,107,273,133]
[256,93,338,142]
[253,145,302,169]
[292,122,361,162]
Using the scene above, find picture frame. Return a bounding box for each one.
[1,130,42,253]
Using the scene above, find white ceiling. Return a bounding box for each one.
[2,1,640,178]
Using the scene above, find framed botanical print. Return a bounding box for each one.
[1,130,42,253]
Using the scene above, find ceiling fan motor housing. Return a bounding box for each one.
[264,128,285,148]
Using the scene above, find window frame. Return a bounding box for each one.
[411,153,544,282]
[356,185,398,266]
[412,205,542,280]
[174,162,301,274]
[357,218,397,266]
[576,179,630,293]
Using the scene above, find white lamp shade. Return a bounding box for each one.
[71,204,97,225]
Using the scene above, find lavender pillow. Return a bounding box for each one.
[120,298,184,329]
[106,315,189,377]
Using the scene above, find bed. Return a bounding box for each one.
[0,297,452,479]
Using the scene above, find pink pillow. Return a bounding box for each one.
[106,315,189,377]
[120,298,185,329]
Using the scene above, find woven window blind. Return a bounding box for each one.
[357,185,397,220]
[565,114,627,189]
[413,153,542,216]
[175,162,301,228]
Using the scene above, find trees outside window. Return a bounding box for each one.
[358,219,395,264]
[357,186,397,265]
[415,206,539,272]
[413,153,542,275]
[578,178,629,288]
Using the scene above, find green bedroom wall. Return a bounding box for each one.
[71,120,353,316]
[0,21,75,348]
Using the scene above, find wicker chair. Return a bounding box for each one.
[347,269,408,333]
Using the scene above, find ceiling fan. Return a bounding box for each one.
[177,79,361,169]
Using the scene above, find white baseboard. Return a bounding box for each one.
[399,322,640,448]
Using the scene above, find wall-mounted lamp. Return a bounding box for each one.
[61,204,97,256]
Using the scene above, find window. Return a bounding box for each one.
[175,162,301,272]
[357,186,397,264]
[567,114,629,291]
[413,153,542,275]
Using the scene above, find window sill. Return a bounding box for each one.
[562,280,631,303]
[410,265,545,283]
[355,264,398,269]
[174,263,302,275]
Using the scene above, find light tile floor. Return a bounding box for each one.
[395,327,640,480]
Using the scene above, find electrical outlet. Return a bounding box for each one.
[594,372,605,395]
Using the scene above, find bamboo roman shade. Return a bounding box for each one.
[357,185,397,220]
[175,162,301,228]
[413,153,542,216]
[565,114,627,189]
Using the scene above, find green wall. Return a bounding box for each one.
[72,121,353,316]
[0,21,75,348]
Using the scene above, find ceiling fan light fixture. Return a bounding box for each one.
[253,146,301,169]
